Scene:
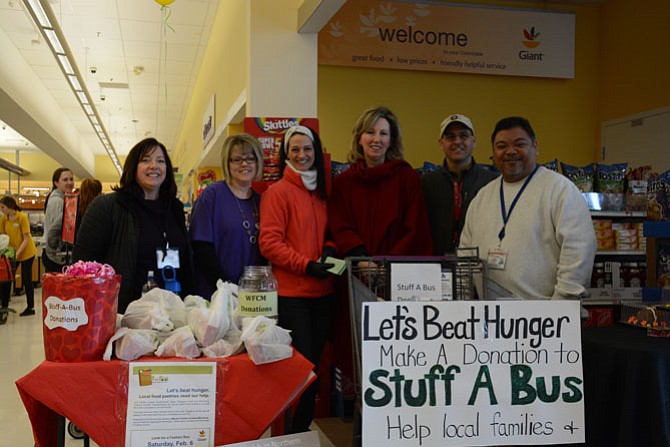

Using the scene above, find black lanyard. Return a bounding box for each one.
[498,165,539,241]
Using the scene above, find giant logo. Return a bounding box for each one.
[522,27,541,49]
[520,26,544,61]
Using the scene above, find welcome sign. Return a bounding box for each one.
[361,301,585,446]
[319,1,575,78]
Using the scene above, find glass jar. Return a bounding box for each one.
[628,262,644,288]
[592,262,605,288]
[238,265,278,318]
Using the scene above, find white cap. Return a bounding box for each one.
[440,114,474,137]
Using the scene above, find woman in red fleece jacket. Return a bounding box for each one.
[328,106,432,268]
[259,125,336,434]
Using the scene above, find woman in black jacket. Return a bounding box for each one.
[73,138,194,313]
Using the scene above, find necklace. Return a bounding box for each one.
[233,194,259,244]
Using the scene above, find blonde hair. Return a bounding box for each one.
[347,106,404,164]
[220,133,264,182]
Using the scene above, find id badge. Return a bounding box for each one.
[156,248,180,268]
[487,248,508,270]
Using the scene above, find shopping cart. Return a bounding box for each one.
[346,249,498,446]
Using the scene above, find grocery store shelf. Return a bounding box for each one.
[596,250,646,256]
[590,210,646,218]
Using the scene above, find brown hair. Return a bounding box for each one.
[347,106,404,164]
[44,167,73,210]
[0,196,21,212]
[113,138,177,199]
[78,178,102,218]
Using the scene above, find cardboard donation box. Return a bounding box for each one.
[42,269,121,362]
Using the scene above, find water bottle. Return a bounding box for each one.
[142,270,159,294]
[238,265,278,318]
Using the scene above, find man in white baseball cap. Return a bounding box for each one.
[421,113,498,254]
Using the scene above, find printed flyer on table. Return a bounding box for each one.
[126,362,217,447]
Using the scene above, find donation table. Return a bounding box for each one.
[580,325,670,446]
[16,352,314,447]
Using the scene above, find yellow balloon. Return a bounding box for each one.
[154,0,175,6]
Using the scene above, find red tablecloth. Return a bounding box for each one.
[16,353,314,447]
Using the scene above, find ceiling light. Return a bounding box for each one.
[67,74,82,91]
[21,0,122,175]
[24,0,50,27]
[43,28,64,53]
[75,91,87,104]
[57,54,74,74]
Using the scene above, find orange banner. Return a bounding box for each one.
[319,1,575,79]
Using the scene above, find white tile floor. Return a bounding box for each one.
[1,287,337,447]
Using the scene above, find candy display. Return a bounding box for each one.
[625,165,656,211]
[657,246,670,288]
[622,303,670,337]
[647,170,670,221]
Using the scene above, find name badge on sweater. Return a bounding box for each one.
[487,248,508,270]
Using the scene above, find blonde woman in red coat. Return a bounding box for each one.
[259,125,336,433]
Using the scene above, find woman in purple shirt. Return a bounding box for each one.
[189,134,266,299]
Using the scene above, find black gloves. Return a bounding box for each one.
[320,245,338,262]
[347,245,367,258]
[306,261,335,279]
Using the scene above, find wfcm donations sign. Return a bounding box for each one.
[319,1,575,79]
[361,301,585,446]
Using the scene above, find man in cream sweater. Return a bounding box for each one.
[459,116,596,301]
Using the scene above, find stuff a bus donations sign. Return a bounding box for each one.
[243,117,319,192]
[361,300,585,446]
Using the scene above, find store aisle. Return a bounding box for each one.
[1,287,344,446]
[0,287,61,445]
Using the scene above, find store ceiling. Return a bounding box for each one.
[0,0,605,167]
[0,0,218,159]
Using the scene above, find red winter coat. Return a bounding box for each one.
[328,160,432,257]
[259,167,335,298]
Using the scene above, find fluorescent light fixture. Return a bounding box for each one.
[24,0,51,28]
[57,54,74,75]
[44,29,64,54]
[22,0,123,175]
[67,74,82,91]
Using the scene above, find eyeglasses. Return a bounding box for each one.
[443,132,472,142]
[229,156,257,165]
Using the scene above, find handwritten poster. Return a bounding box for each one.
[361,301,585,446]
[126,362,217,447]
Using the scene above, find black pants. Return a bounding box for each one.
[42,253,63,273]
[1,257,34,309]
[278,294,334,433]
[20,257,35,309]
